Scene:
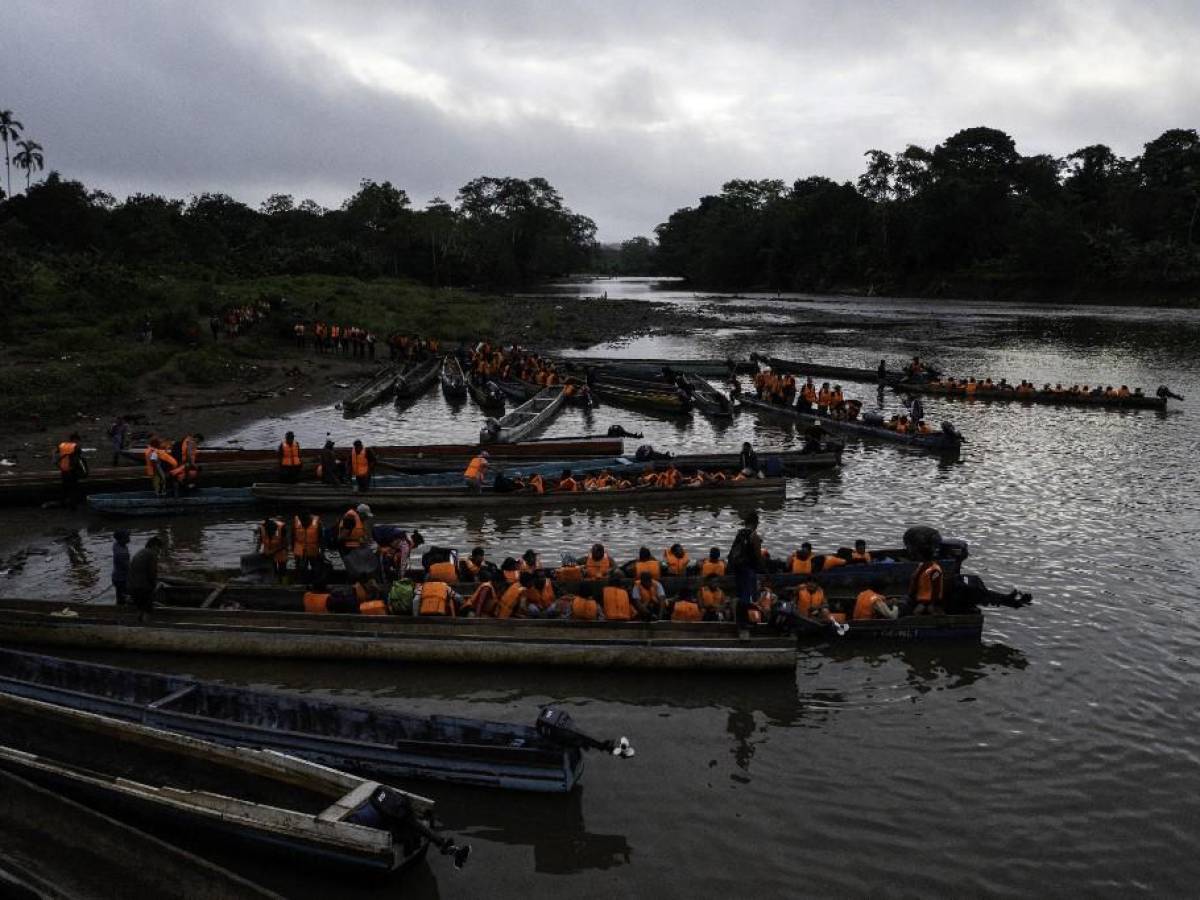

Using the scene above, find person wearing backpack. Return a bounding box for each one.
[729,512,764,629]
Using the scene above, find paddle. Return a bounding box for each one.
[537,706,636,758]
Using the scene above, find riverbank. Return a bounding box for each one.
[0,274,696,468]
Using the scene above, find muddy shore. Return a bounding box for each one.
[1,292,704,470]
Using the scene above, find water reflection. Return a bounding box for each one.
[813,641,1029,695]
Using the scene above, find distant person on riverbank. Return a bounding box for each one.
[54,432,85,509]
[111,529,131,604]
[108,416,128,466]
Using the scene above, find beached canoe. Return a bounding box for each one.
[86,486,259,516]
[592,376,691,415]
[892,379,1171,411]
[440,355,468,401]
[0,691,456,874]
[0,600,799,670]
[0,647,622,792]
[481,387,566,443]
[341,365,400,416]
[393,357,442,406]
[557,356,755,376]
[466,375,507,413]
[751,354,894,384]
[250,472,786,511]
[679,372,734,417]
[737,396,964,454]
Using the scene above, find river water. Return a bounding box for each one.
[1,279,1198,897]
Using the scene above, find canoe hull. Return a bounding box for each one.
[738,397,962,453]
[893,381,1169,411]
[794,612,984,642]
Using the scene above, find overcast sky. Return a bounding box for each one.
[4,1,1198,240]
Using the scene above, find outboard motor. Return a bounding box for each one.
[537,706,635,758]
[903,526,942,561]
[366,786,471,870]
[941,421,960,439]
[480,418,500,442]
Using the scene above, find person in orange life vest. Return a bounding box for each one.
[699,574,728,622]
[524,573,557,618]
[633,547,662,581]
[463,450,490,493]
[795,578,832,623]
[155,443,182,498]
[557,468,581,492]
[462,578,503,617]
[750,580,779,624]
[54,431,86,509]
[519,549,541,573]
[663,543,690,576]
[498,556,521,584]
[850,540,872,564]
[278,431,303,483]
[669,585,702,622]
[459,546,487,582]
[291,511,323,584]
[256,517,289,579]
[853,581,899,621]
[631,571,665,619]
[418,580,462,616]
[601,571,635,621]
[496,570,533,618]
[349,440,375,492]
[584,544,614,580]
[701,547,726,578]
[909,558,945,616]
[337,503,372,552]
[567,588,604,621]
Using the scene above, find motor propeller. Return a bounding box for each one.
[537,706,636,759]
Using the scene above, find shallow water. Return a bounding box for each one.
[2,280,1199,896]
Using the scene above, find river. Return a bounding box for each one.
[1,279,1198,897]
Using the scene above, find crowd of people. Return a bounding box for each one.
[209,300,272,340]
[919,376,1150,400]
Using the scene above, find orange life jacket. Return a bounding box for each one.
[419,581,454,616]
[57,442,77,474]
[571,596,600,620]
[359,600,387,615]
[700,560,726,578]
[558,477,580,492]
[789,553,813,575]
[797,587,827,618]
[280,440,302,468]
[663,549,689,576]
[584,554,612,580]
[466,582,497,617]
[339,510,365,548]
[851,551,872,564]
[303,592,330,614]
[527,474,545,494]
[529,580,555,611]
[822,555,847,570]
[602,586,633,620]
[496,583,525,618]
[259,521,287,562]
[427,561,458,584]
[671,600,702,621]
[911,561,943,604]
[463,456,487,480]
[555,564,583,582]
[854,589,886,621]
[634,559,662,580]
[350,447,370,477]
[292,517,321,558]
[461,558,482,580]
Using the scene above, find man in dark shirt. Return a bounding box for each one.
[128,536,163,620]
[730,512,764,630]
[111,530,131,604]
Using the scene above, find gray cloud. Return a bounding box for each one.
[3,0,1198,240]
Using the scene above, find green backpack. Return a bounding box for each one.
[387,579,416,615]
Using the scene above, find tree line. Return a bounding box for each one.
[641,126,1200,297]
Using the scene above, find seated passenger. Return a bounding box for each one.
[670,586,703,621]
[459,546,487,581]
[750,581,778,624]
[633,547,662,581]
[701,547,726,578]
[602,571,635,621]
[496,571,534,618]
[795,578,831,623]
[850,540,872,564]
[500,557,521,584]
[788,542,815,575]
[526,574,556,617]
[557,469,581,492]
[853,584,899,621]
[584,543,614,580]
[664,543,690,576]
[418,580,461,617]
[631,571,666,619]
[699,574,727,621]
[569,591,604,621]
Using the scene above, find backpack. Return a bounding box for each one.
[387,579,416,615]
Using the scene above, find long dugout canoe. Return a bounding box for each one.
[0,647,587,792]
[737,396,964,454]
[341,364,400,415]
[556,356,757,376]
[791,609,985,642]
[751,354,893,384]
[892,380,1170,411]
[250,475,787,511]
[0,601,798,670]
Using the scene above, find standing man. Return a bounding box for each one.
[108,416,129,466]
[463,450,490,493]
[128,536,163,622]
[111,529,131,604]
[350,439,375,493]
[729,512,764,631]
[54,432,86,509]
[279,431,303,483]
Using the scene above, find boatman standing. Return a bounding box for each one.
[128,536,163,623]
[463,450,490,493]
[53,431,86,509]
[278,431,303,483]
[729,512,764,632]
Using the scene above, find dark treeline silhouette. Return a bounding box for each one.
[646,126,1200,297]
[0,173,597,293]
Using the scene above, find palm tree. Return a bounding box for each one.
[13,139,43,192]
[0,110,23,199]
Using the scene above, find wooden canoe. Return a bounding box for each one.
[679,372,734,417]
[250,473,787,510]
[440,355,468,401]
[892,380,1171,411]
[393,357,442,405]
[86,486,258,516]
[751,354,890,384]
[0,600,799,670]
[0,690,443,873]
[466,376,507,414]
[341,365,400,416]
[790,609,985,641]
[737,396,964,454]
[557,356,755,376]
[482,386,566,443]
[593,377,691,414]
[0,647,593,793]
